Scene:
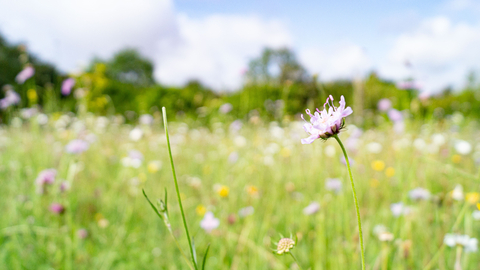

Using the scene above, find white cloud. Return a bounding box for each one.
[0,0,291,90]
[298,43,372,81]
[154,14,292,90]
[380,16,480,93]
[0,0,176,72]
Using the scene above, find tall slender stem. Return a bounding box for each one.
[334,134,365,270]
[163,107,198,270]
[289,252,304,270]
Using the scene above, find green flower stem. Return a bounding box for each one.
[334,134,365,270]
[289,252,304,270]
[163,107,198,270]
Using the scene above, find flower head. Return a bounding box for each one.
[409,187,431,201]
[200,212,220,233]
[444,234,478,252]
[61,78,75,96]
[0,90,21,110]
[49,203,65,214]
[276,238,295,254]
[65,139,89,154]
[15,65,35,84]
[35,169,57,186]
[325,178,342,193]
[303,202,320,215]
[301,95,352,144]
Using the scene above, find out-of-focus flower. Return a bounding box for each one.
[200,212,219,233]
[187,176,202,189]
[466,192,480,205]
[139,114,154,125]
[35,169,57,186]
[65,139,89,154]
[391,202,411,217]
[20,107,38,119]
[129,127,143,141]
[393,121,405,134]
[227,214,236,224]
[26,89,36,102]
[387,109,403,122]
[372,160,385,171]
[61,78,75,95]
[431,134,446,146]
[246,185,259,197]
[373,224,388,235]
[444,234,478,252]
[216,185,229,198]
[366,142,382,153]
[452,154,462,163]
[303,202,320,215]
[451,185,464,201]
[77,228,88,239]
[377,98,392,112]
[455,140,472,155]
[229,120,243,133]
[325,178,342,193]
[0,90,21,110]
[276,238,295,254]
[228,152,239,164]
[385,167,395,177]
[219,103,233,114]
[238,206,254,217]
[378,232,394,242]
[49,203,65,214]
[147,160,162,173]
[15,65,35,84]
[473,211,480,220]
[60,181,71,193]
[36,114,49,125]
[409,187,431,201]
[196,205,207,216]
[300,95,353,144]
[121,150,144,168]
[98,218,109,228]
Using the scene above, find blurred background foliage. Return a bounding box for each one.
[1,32,480,125]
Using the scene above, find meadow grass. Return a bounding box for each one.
[0,114,479,269]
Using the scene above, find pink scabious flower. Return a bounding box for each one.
[65,139,90,154]
[49,203,65,214]
[0,90,21,110]
[301,95,353,144]
[61,78,75,96]
[377,98,392,112]
[15,65,35,84]
[35,169,57,186]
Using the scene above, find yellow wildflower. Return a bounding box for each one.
[452,154,461,164]
[466,192,480,205]
[196,205,206,216]
[372,160,385,171]
[217,186,229,198]
[385,167,395,177]
[246,185,258,196]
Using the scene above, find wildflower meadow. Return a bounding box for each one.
[1,97,480,269]
[1,7,480,268]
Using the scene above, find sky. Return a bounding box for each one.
[1,0,480,93]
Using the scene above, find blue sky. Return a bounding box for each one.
[1,0,480,93]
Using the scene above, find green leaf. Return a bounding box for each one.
[142,189,164,221]
[201,244,211,270]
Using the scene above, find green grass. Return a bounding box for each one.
[0,116,479,269]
